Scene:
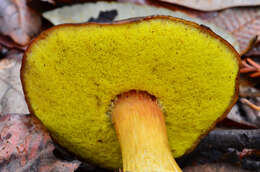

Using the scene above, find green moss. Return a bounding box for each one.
[22,17,239,169]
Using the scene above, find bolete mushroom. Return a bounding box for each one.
[21,16,240,171]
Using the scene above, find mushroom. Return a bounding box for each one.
[21,16,240,171]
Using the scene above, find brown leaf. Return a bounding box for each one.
[0,0,41,45]
[0,35,27,51]
[0,50,29,114]
[244,41,260,56]
[0,114,80,172]
[238,86,260,127]
[226,84,260,127]
[240,36,258,56]
[226,104,260,129]
[217,118,258,129]
[183,163,252,172]
[187,8,260,54]
[158,0,260,11]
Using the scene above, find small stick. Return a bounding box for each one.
[250,71,260,78]
[240,98,260,111]
[247,58,260,69]
[197,128,260,150]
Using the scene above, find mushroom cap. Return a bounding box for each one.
[21,16,240,169]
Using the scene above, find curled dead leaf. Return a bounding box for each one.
[0,0,41,45]
[244,40,260,57]
[0,35,27,51]
[0,114,80,172]
[0,50,29,114]
[158,0,260,12]
[187,8,260,54]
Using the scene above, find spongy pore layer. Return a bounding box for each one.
[22,17,239,169]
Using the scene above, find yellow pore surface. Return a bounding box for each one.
[22,17,239,169]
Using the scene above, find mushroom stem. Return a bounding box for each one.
[112,91,182,172]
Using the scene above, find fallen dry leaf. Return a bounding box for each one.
[226,100,260,128]
[241,98,260,112]
[0,0,41,45]
[244,40,260,56]
[159,0,260,12]
[0,114,80,172]
[0,50,29,114]
[238,86,260,127]
[187,8,260,54]
[219,116,258,129]
[225,84,260,127]
[239,36,258,55]
[0,35,27,51]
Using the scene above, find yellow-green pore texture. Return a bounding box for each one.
[22,17,239,169]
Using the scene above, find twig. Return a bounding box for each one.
[247,58,260,69]
[240,58,260,78]
[197,128,260,151]
[240,98,260,111]
[180,129,260,171]
[241,35,258,56]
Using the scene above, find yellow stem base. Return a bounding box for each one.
[112,91,182,172]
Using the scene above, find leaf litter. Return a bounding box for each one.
[1,1,260,171]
